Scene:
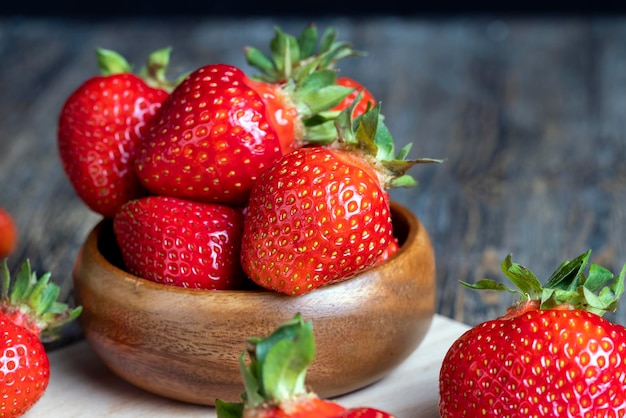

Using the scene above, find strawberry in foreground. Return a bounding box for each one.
[0,206,17,258]
[135,24,356,206]
[113,195,246,290]
[58,47,179,218]
[0,258,82,417]
[241,101,442,295]
[439,250,626,417]
[216,314,395,418]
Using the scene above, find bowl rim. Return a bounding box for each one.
[81,200,422,296]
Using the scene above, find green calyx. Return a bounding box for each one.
[245,24,361,143]
[215,314,315,417]
[331,97,444,189]
[95,47,184,93]
[461,249,626,317]
[0,258,82,342]
[245,23,362,84]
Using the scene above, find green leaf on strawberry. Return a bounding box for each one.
[0,258,82,417]
[440,252,626,417]
[461,249,626,316]
[245,24,362,145]
[217,314,396,417]
[333,97,444,189]
[96,47,183,92]
[245,24,363,83]
[242,314,315,405]
[135,25,374,206]
[241,101,443,295]
[1,258,82,341]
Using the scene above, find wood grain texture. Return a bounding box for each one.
[1,16,626,351]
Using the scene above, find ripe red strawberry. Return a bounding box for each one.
[439,250,626,417]
[113,195,246,290]
[331,77,376,117]
[241,103,442,295]
[58,47,179,218]
[0,206,17,258]
[134,25,357,206]
[338,409,395,418]
[215,314,396,418]
[376,237,400,265]
[0,258,81,417]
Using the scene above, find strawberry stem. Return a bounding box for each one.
[461,249,626,317]
[244,313,314,404]
[244,24,364,144]
[0,258,82,341]
[331,98,444,190]
[216,314,316,415]
[96,48,132,75]
[245,24,363,84]
[95,47,182,93]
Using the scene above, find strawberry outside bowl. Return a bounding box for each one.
[71,201,436,406]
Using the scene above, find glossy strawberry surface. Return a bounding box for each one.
[439,251,626,418]
[134,64,294,206]
[0,259,80,418]
[241,146,393,295]
[0,312,49,417]
[58,73,167,218]
[113,195,245,289]
[440,308,626,417]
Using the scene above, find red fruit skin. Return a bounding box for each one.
[58,73,168,218]
[244,395,346,418]
[0,312,49,417]
[332,77,376,118]
[0,207,17,258]
[113,196,246,290]
[338,408,396,418]
[373,237,399,266]
[439,309,626,417]
[134,64,297,206]
[241,147,394,296]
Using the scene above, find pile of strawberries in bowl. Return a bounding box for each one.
[58,24,441,405]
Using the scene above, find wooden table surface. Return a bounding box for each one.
[2,15,626,351]
[24,314,469,417]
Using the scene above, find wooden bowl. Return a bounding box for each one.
[72,201,436,406]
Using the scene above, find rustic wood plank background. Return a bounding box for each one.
[1,15,626,349]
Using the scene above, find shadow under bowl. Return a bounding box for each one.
[72,201,436,406]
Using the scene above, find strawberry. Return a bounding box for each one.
[112,195,246,290]
[338,409,395,418]
[0,258,81,417]
[0,206,17,259]
[134,25,357,206]
[331,77,376,118]
[439,250,626,417]
[58,47,179,218]
[241,102,442,295]
[215,314,395,418]
[376,237,400,266]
